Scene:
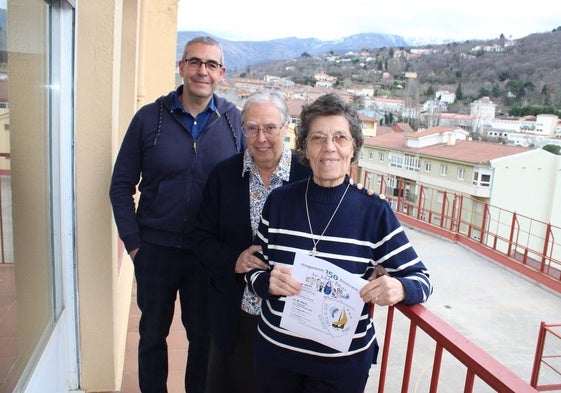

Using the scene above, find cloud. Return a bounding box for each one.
[177,0,561,42]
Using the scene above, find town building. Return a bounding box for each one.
[358,126,561,228]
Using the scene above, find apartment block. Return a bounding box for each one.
[358,125,561,228]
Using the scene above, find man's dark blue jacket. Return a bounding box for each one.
[110,87,246,252]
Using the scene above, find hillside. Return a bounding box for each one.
[226,30,561,113]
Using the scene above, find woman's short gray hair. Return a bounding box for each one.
[241,90,290,124]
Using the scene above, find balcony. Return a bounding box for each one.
[364,227,560,392]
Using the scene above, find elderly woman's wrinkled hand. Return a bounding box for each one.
[360,275,405,306]
[235,245,266,273]
[269,265,302,296]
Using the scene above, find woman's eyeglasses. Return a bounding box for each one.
[307,133,352,146]
[242,122,286,138]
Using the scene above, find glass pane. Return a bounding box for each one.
[0,0,55,390]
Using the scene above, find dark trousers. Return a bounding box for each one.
[134,242,210,393]
[253,333,374,393]
[205,311,259,393]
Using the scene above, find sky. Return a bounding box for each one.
[177,0,561,42]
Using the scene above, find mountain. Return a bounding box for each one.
[177,31,412,72]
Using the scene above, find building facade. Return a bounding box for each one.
[2,1,178,392]
[358,126,561,228]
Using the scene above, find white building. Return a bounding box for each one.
[470,97,497,131]
[435,89,456,104]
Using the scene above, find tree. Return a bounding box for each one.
[479,87,491,98]
[455,83,463,101]
[543,144,561,155]
[423,85,435,97]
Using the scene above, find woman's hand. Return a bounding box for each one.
[269,265,302,296]
[360,266,405,306]
[235,245,267,273]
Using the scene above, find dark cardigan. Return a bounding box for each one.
[192,150,311,352]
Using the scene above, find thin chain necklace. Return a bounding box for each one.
[305,178,351,257]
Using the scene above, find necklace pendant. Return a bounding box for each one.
[310,247,317,257]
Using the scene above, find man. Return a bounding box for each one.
[109,36,246,393]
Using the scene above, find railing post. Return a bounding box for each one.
[378,306,395,393]
[480,202,489,244]
[508,212,518,257]
[401,321,418,393]
[464,369,475,393]
[540,224,552,273]
[530,322,546,387]
[429,345,443,393]
[440,191,447,229]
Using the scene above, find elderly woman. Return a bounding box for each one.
[193,90,311,393]
[245,92,432,393]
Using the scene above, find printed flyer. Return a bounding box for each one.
[280,252,368,352]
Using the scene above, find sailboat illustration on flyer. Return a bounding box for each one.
[332,308,348,329]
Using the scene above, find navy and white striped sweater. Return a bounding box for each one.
[246,176,432,358]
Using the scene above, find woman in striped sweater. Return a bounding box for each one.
[245,92,432,393]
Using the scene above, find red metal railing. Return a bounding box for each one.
[358,172,561,391]
[364,172,561,294]
[376,304,538,392]
[531,322,561,391]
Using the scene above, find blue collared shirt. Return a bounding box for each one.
[171,87,218,139]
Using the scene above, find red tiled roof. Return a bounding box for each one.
[364,132,532,164]
[393,123,414,133]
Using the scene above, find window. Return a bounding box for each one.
[404,154,420,172]
[389,152,419,171]
[440,164,448,176]
[473,169,493,187]
[457,168,465,180]
[385,176,397,188]
[3,1,79,390]
[388,152,404,168]
[424,161,431,172]
[378,152,384,162]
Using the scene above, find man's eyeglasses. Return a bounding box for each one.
[242,122,286,138]
[307,133,352,146]
[183,57,223,72]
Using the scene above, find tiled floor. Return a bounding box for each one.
[120,284,188,393]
